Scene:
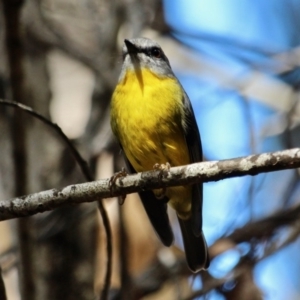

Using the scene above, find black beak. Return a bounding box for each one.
[124,39,138,54]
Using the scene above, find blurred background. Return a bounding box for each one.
[0,0,300,299]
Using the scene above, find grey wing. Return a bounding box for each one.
[182,92,203,237]
[121,148,174,246]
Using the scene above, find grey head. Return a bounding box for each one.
[119,37,175,80]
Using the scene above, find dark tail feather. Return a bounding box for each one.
[139,190,174,246]
[178,217,210,272]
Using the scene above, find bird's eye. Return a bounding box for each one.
[150,47,162,58]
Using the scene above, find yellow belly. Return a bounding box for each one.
[111,68,192,218]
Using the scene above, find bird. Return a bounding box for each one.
[110,37,209,272]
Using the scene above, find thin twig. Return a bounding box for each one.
[183,221,300,300]
[0,99,92,181]
[0,99,112,300]
[98,201,112,300]
[128,203,300,300]
[228,203,300,243]
[118,203,133,300]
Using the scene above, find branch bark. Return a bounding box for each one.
[0,148,300,221]
[0,99,111,300]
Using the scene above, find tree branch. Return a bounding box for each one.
[0,99,112,299]
[127,200,300,300]
[0,99,93,181]
[0,148,300,221]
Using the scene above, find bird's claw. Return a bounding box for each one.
[153,162,171,199]
[153,162,171,179]
[109,168,127,204]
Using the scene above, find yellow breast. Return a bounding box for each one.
[111,68,190,170]
[110,68,192,218]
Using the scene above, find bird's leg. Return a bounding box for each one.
[153,162,171,199]
[109,167,128,204]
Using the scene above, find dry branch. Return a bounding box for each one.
[130,199,300,300]
[0,148,300,221]
[0,99,112,300]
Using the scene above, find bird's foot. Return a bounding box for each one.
[109,168,127,204]
[153,162,171,178]
[153,162,171,199]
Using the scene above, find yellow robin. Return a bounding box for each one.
[110,37,209,272]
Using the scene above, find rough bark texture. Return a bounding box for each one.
[1,148,300,221]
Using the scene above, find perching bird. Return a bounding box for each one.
[110,37,209,272]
